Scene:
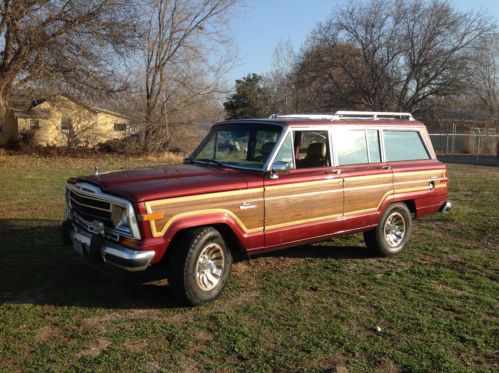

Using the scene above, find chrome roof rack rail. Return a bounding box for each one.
[269,113,337,121]
[334,111,414,121]
[270,111,414,121]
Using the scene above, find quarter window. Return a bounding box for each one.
[273,132,294,167]
[367,129,381,163]
[384,130,430,161]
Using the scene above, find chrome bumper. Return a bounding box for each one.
[440,201,452,213]
[66,224,155,272]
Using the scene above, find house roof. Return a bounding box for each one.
[8,91,129,119]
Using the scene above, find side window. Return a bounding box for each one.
[367,129,381,163]
[294,130,330,169]
[336,129,368,165]
[384,130,430,161]
[114,123,127,132]
[30,119,40,130]
[60,117,73,133]
[273,132,294,167]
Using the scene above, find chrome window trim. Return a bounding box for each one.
[66,182,141,240]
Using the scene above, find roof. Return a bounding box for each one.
[8,91,128,119]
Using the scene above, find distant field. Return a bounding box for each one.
[0,155,498,372]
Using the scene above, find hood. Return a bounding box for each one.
[72,163,251,202]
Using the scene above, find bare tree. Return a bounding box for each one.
[310,0,495,112]
[292,42,369,112]
[466,34,499,120]
[0,0,139,121]
[265,38,296,114]
[142,0,239,152]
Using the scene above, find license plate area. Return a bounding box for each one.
[71,230,92,256]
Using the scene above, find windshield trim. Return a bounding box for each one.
[188,122,287,171]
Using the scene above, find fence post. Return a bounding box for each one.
[475,128,481,164]
[452,122,456,157]
[445,134,449,154]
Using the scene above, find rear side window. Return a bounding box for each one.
[336,129,368,165]
[384,130,430,161]
[336,129,382,165]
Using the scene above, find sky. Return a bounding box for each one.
[225,0,499,86]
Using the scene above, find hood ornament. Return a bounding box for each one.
[94,166,99,177]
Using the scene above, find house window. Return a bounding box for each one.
[114,123,127,132]
[30,119,40,130]
[61,117,73,133]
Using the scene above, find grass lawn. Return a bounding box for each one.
[0,154,497,372]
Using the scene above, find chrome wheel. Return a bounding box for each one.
[195,242,225,291]
[383,212,406,247]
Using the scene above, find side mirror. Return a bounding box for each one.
[269,161,291,179]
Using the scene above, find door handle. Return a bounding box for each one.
[325,169,342,174]
[379,165,391,170]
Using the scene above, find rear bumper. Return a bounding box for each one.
[63,221,155,272]
[439,201,452,213]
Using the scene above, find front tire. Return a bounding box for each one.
[167,227,232,306]
[363,203,412,257]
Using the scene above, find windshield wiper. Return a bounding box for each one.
[193,158,226,167]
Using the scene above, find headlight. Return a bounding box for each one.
[111,204,128,228]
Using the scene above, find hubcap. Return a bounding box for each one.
[383,212,406,248]
[195,243,225,291]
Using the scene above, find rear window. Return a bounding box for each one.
[384,130,430,161]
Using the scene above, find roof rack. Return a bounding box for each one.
[269,113,337,120]
[269,111,414,121]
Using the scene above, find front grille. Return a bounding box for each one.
[69,190,113,227]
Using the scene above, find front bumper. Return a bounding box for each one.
[63,221,155,272]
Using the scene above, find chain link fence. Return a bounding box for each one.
[430,133,499,156]
[429,130,499,165]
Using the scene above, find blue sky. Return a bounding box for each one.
[226,0,499,86]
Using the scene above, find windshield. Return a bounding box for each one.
[189,123,283,170]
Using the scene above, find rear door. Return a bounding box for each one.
[333,127,394,230]
[263,128,344,247]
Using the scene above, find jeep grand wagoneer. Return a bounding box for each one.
[61,111,451,305]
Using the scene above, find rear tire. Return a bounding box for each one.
[167,227,232,306]
[363,203,412,257]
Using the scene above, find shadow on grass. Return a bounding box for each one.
[0,218,373,310]
[438,154,499,167]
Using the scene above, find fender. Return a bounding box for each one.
[379,186,448,218]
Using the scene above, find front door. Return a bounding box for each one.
[264,129,344,248]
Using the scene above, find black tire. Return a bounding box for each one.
[363,203,412,257]
[167,226,233,306]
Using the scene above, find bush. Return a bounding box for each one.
[97,134,142,154]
